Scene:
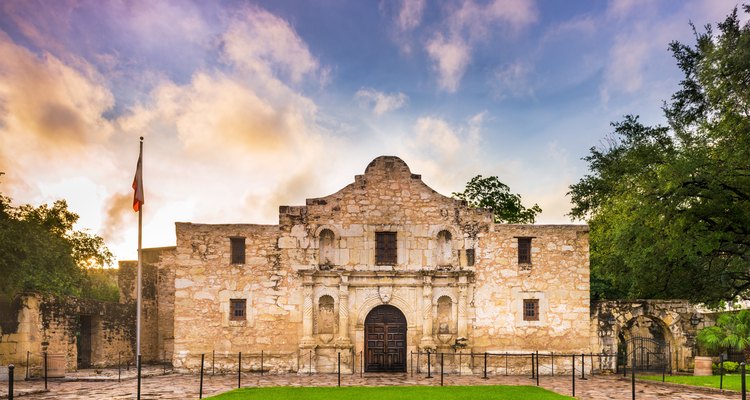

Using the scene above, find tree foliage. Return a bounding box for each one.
[0,191,116,300]
[569,7,750,305]
[697,310,750,359]
[453,175,542,223]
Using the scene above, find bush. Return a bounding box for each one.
[712,361,740,374]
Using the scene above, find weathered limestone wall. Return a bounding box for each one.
[592,300,713,371]
[118,246,176,363]
[0,293,134,375]
[170,156,592,374]
[472,225,590,353]
[172,224,300,371]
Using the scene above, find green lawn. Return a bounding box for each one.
[206,385,573,400]
[638,374,746,391]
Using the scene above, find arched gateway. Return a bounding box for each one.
[364,305,407,372]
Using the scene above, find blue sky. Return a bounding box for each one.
[0,0,742,262]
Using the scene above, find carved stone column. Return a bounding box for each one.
[336,274,352,347]
[420,275,436,350]
[457,279,468,339]
[300,275,315,347]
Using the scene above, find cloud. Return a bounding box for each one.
[380,0,426,54]
[400,112,487,193]
[221,5,320,84]
[426,0,538,92]
[101,191,133,242]
[0,31,115,191]
[425,35,471,93]
[355,88,408,115]
[397,0,426,32]
[492,61,534,99]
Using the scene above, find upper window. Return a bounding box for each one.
[523,299,539,321]
[230,237,246,264]
[375,232,397,265]
[465,249,475,266]
[230,299,246,321]
[517,237,532,264]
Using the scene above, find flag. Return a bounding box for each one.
[132,143,144,212]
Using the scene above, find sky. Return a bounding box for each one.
[0,0,743,263]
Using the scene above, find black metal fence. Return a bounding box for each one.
[7,351,749,400]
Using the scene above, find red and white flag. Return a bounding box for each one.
[132,144,144,212]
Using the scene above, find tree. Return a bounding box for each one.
[453,175,542,223]
[0,192,115,300]
[569,6,750,305]
[697,310,750,360]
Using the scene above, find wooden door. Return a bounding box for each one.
[365,305,406,372]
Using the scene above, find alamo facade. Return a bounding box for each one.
[165,156,591,373]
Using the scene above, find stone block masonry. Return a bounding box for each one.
[168,156,591,374]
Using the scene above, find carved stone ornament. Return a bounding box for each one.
[378,286,393,304]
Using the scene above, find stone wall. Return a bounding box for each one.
[0,293,134,376]
[591,300,714,371]
[172,224,299,370]
[472,225,590,353]
[170,156,591,374]
[118,246,176,363]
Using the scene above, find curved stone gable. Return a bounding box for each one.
[280,156,492,228]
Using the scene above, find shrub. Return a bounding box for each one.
[712,361,740,374]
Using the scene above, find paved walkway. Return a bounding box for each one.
[0,368,744,399]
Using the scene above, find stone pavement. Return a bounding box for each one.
[0,368,744,399]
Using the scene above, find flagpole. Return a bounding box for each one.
[136,137,143,367]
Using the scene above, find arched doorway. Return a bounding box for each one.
[365,305,407,372]
[618,315,672,372]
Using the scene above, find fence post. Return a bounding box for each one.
[505,352,508,376]
[261,350,264,376]
[581,353,586,380]
[440,353,444,387]
[199,354,205,399]
[337,352,341,387]
[238,352,242,389]
[427,351,432,378]
[551,352,554,376]
[44,351,48,391]
[590,352,594,376]
[719,354,724,391]
[572,354,575,397]
[25,351,29,380]
[631,349,636,400]
[458,351,461,376]
[742,362,746,400]
[8,364,13,400]
[483,352,488,379]
[137,354,142,400]
[536,351,539,386]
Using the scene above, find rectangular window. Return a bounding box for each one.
[518,237,532,264]
[523,299,539,321]
[230,299,246,321]
[375,232,397,265]
[230,237,245,264]
[465,249,475,266]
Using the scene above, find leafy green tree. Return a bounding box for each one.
[0,191,115,300]
[569,7,750,305]
[697,310,750,360]
[453,175,542,223]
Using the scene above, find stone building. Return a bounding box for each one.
[168,156,591,373]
